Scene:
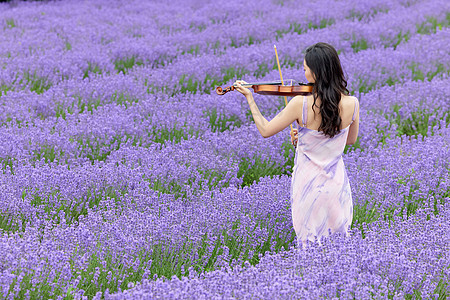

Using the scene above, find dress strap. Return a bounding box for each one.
[351,97,358,122]
[302,96,307,127]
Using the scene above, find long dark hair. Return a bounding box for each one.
[304,42,349,138]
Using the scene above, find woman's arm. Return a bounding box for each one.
[246,93,301,138]
[234,81,301,138]
[346,98,359,145]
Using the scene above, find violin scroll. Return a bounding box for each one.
[216,85,236,95]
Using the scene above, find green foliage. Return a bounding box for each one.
[181,45,200,55]
[55,104,67,120]
[33,145,66,164]
[147,178,187,200]
[5,18,15,28]
[375,123,391,146]
[6,247,150,299]
[197,168,232,191]
[146,167,233,200]
[351,201,381,239]
[230,38,239,48]
[83,62,102,79]
[426,63,446,81]
[111,91,139,108]
[351,166,448,239]
[0,212,28,233]
[155,216,296,279]
[149,125,199,145]
[351,38,368,53]
[0,84,11,97]
[247,35,256,46]
[5,213,297,298]
[348,10,366,22]
[25,185,126,227]
[75,134,141,163]
[31,126,199,168]
[254,59,280,78]
[253,62,270,78]
[352,13,449,52]
[178,74,199,94]
[390,105,450,138]
[55,102,75,120]
[221,67,248,86]
[308,18,335,30]
[22,71,52,94]
[394,167,446,219]
[205,108,242,133]
[281,137,296,169]
[229,137,297,189]
[176,66,248,95]
[408,62,446,82]
[61,91,139,117]
[189,22,206,32]
[357,78,378,94]
[78,97,101,114]
[344,136,361,154]
[416,14,450,34]
[1,116,27,128]
[288,22,305,35]
[385,76,400,87]
[237,154,292,188]
[208,40,222,55]
[355,58,446,94]
[348,8,389,21]
[0,156,14,174]
[408,63,425,81]
[114,56,143,74]
[392,30,410,50]
[6,270,62,299]
[1,183,127,233]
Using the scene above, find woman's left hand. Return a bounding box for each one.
[234,80,252,97]
[290,128,298,147]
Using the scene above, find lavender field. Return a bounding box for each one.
[0,0,449,299]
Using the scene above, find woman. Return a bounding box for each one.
[234,42,359,249]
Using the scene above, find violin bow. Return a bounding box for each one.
[274,45,296,144]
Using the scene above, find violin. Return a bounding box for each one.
[216,79,313,96]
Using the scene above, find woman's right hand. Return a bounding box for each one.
[234,80,252,98]
[290,129,298,147]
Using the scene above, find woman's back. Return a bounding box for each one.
[302,94,357,129]
[294,94,360,146]
[291,94,358,248]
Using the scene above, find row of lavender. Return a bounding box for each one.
[1,126,448,298]
[109,204,450,299]
[0,0,449,298]
[0,0,448,96]
[0,29,448,192]
[0,0,439,83]
[1,76,448,229]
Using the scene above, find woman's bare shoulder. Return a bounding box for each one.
[339,95,359,126]
[340,94,358,109]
